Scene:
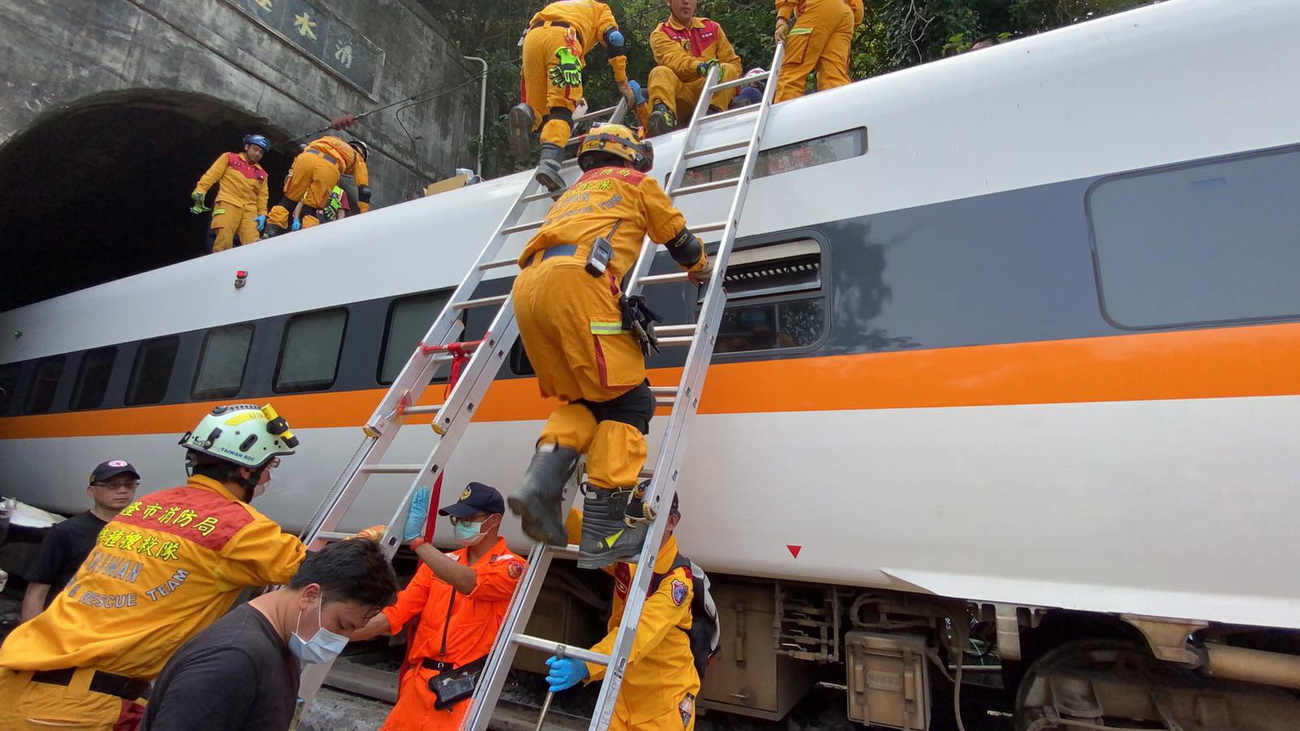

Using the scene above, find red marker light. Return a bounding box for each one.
[234,270,248,289]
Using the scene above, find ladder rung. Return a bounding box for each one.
[655,324,696,337]
[657,397,676,407]
[639,271,691,286]
[523,188,560,204]
[361,464,425,474]
[673,178,739,196]
[479,257,519,271]
[649,386,677,395]
[512,634,611,666]
[551,543,581,560]
[402,404,443,415]
[501,220,546,236]
[317,531,352,541]
[703,103,760,124]
[574,104,620,124]
[454,294,509,310]
[656,335,695,347]
[691,221,727,234]
[639,468,654,479]
[711,71,769,92]
[685,139,749,159]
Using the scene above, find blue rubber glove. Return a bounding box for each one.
[545,656,588,692]
[255,214,267,231]
[290,218,302,232]
[403,486,431,542]
[627,79,646,106]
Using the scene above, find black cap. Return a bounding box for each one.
[90,460,140,484]
[438,482,505,518]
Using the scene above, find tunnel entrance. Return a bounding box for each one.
[0,89,292,312]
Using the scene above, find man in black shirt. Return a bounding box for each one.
[142,538,399,731]
[20,459,140,621]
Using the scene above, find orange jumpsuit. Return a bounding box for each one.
[379,537,525,731]
[649,16,742,121]
[267,136,371,230]
[512,166,706,490]
[584,531,700,730]
[521,0,630,147]
[193,152,269,252]
[774,0,860,102]
[0,475,306,731]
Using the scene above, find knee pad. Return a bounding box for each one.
[547,106,574,126]
[585,380,654,435]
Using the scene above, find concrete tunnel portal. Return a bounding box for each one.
[0,89,293,312]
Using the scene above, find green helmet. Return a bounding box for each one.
[180,404,299,468]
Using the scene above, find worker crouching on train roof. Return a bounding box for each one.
[190,134,270,252]
[0,403,308,731]
[507,123,710,569]
[353,482,526,731]
[545,495,701,730]
[646,0,744,136]
[262,135,371,237]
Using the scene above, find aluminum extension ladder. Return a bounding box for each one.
[464,44,787,731]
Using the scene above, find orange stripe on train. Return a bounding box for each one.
[3,322,1300,440]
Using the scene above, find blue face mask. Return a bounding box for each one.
[453,518,488,546]
[289,600,349,664]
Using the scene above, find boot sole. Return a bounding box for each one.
[508,106,534,161]
[508,496,566,546]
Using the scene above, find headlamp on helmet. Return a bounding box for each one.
[179,403,298,468]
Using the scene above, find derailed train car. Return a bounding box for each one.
[2,0,1300,726]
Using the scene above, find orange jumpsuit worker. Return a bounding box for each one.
[507,124,709,569]
[507,0,637,192]
[263,135,371,237]
[0,404,307,731]
[191,134,270,252]
[773,0,863,102]
[355,483,524,731]
[646,0,743,135]
[545,499,700,730]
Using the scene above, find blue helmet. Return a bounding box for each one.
[242,134,270,152]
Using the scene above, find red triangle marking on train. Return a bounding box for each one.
[787,545,801,558]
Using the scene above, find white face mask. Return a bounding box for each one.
[289,599,349,664]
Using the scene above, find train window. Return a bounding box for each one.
[712,239,826,354]
[684,128,866,185]
[0,363,18,415]
[26,357,65,414]
[71,346,116,410]
[192,324,254,400]
[275,308,348,393]
[380,291,451,385]
[126,337,179,406]
[1088,148,1300,329]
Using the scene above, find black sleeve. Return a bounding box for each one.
[144,648,260,731]
[23,528,67,585]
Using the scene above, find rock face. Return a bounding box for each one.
[0,0,481,308]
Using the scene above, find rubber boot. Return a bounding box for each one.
[578,485,648,570]
[646,102,677,137]
[507,443,578,545]
[534,143,566,193]
[507,103,535,162]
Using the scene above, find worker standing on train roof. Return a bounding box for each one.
[353,482,525,731]
[507,123,710,568]
[544,496,700,730]
[190,134,270,253]
[262,136,371,237]
[773,0,863,103]
[0,403,308,731]
[507,0,638,193]
[646,0,743,136]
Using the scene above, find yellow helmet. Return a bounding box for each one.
[578,123,653,173]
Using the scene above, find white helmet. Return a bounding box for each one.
[180,404,298,469]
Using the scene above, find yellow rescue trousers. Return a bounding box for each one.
[512,256,647,489]
[521,24,585,147]
[0,668,146,731]
[647,66,738,120]
[209,207,260,252]
[266,150,342,230]
[776,0,854,102]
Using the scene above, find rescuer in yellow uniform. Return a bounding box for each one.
[508,123,709,568]
[646,0,743,135]
[544,499,700,730]
[190,134,270,252]
[507,0,637,192]
[263,136,371,237]
[0,404,307,730]
[773,0,863,102]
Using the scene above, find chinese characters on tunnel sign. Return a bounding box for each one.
[230,0,384,95]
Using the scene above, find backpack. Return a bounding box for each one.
[649,553,721,679]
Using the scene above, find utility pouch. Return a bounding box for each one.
[428,656,487,710]
[585,220,622,277]
[620,294,662,357]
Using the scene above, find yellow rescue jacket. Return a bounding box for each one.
[530,0,629,82]
[193,152,269,215]
[650,16,742,83]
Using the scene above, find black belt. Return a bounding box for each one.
[523,243,579,268]
[31,668,150,701]
[306,149,340,166]
[529,20,581,44]
[421,657,457,672]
